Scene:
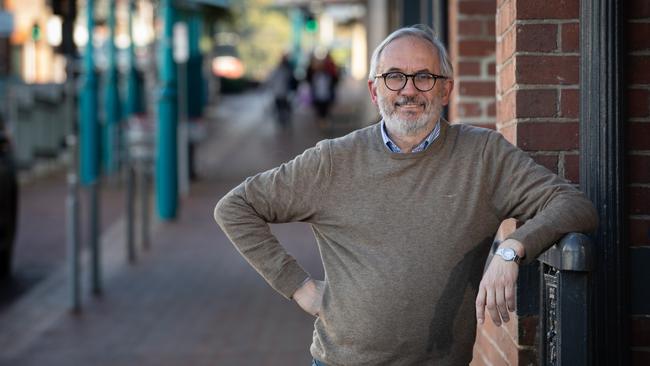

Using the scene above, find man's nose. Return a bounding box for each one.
[400,76,420,95]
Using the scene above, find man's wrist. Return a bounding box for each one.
[496,239,525,263]
[292,277,313,300]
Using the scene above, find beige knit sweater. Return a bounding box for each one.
[214,120,598,366]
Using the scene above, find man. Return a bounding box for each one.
[215,25,598,365]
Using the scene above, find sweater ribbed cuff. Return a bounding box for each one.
[272,261,311,300]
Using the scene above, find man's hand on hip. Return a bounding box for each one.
[475,239,525,326]
[293,278,325,317]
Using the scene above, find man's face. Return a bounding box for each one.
[368,37,453,137]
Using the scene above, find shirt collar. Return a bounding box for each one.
[380,119,441,153]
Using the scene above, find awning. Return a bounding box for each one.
[272,0,363,5]
[176,0,229,9]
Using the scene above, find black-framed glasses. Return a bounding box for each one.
[374,71,448,92]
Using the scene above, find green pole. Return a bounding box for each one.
[126,0,142,116]
[156,0,178,220]
[103,0,120,174]
[290,8,303,66]
[80,0,99,184]
[187,13,203,118]
[79,0,102,295]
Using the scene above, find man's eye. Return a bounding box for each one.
[415,74,433,80]
[386,73,404,80]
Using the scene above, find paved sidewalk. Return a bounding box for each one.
[0,79,367,366]
[1,171,126,309]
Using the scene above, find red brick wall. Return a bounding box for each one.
[495,0,580,183]
[627,0,650,364]
[448,0,497,129]
[470,0,581,365]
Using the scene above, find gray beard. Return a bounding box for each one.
[378,94,442,138]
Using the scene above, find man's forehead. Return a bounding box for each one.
[378,36,440,71]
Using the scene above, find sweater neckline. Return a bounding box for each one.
[372,119,450,160]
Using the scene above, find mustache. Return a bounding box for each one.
[395,96,427,105]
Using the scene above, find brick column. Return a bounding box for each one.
[448,0,496,128]
[626,1,650,364]
[472,0,581,365]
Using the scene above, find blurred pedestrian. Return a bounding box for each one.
[267,54,297,128]
[307,51,338,122]
[215,25,598,365]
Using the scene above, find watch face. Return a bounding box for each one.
[503,249,515,260]
[498,248,516,261]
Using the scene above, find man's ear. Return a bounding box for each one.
[441,79,454,106]
[368,79,379,105]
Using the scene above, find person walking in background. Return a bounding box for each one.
[215,25,598,365]
[307,51,339,124]
[267,53,297,128]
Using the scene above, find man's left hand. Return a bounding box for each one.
[475,239,525,326]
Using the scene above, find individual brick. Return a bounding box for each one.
[516,23,558,52]
[517,122,579,151]
[516,0,579,19]
[515,89,558,118]
[516,55,579,85]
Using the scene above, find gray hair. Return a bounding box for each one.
[368,24,453,82]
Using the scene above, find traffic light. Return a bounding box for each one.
[304,12,317,33]
[31,23,41,41]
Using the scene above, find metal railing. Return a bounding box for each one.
[537,233,593,366]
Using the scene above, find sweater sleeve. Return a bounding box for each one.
[484,132,598,264]
[214,141,332,299]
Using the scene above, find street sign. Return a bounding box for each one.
[0,11,13,36]
[173,22,189,63]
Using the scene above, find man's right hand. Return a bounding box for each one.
[292,278,325,316]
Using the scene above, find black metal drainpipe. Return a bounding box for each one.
[580,0,628,365]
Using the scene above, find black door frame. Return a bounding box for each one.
[580,0,628,364]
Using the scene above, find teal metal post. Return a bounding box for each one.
[103,0,120,174]
[290,8,303,66]
[156,0,178,219]
[126,0,142,116]
[191,15,205,112]
[186,14,203,118]
[80,0,99,185]
[186,13,202,183]
[79,0,102,294]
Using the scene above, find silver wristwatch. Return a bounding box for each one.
[495,247,521,264]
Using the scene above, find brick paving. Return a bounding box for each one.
[0,80,366,366]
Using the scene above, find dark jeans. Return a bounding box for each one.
[312,359,326,366]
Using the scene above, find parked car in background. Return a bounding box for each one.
[0,115,18,278]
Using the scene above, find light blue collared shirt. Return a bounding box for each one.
[380,120,441,153]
